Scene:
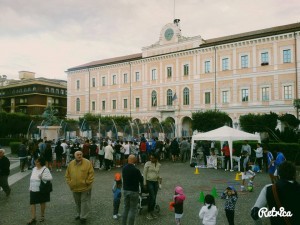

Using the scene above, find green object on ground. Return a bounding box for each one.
[199,191,205,203]
[211,187,218,198]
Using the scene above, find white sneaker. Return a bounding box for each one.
[146,213,153,220]
[117,214,122,217]
[113,215,118,219]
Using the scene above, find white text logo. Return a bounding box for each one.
[258,207,293,218]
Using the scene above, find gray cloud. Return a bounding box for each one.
[0,0,299,79]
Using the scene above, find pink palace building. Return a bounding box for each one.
[66,20,300,137]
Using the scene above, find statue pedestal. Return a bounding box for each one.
[38,126,62,142]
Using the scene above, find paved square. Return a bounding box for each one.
[1,160,274,225]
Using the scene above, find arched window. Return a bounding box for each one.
[151,90,157,107]
[167,89,173,106]
[183,87,190,105]
[76,98,80,112]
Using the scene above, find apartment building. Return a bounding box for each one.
[0,71,67,117]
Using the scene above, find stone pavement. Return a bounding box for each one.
[0,151,277,225]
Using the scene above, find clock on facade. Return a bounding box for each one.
[164,28,174,41]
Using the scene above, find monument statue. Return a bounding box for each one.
[38,106,61,141]
[42,105,59,126]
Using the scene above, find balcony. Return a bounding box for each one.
[157,105,179,112]
[261,62,269,66]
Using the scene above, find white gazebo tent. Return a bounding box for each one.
[190,126,261,170]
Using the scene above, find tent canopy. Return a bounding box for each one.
[190,126,261,170]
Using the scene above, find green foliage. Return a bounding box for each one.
[240,112,278,133]
[9,142,21,155]
[232,141,300,165]
[192,110,231,132]
[79,114,132,134]
[293,99,300,109]
[239,114,258,133]
[278,113,300,128]
[262,112,278,132]
[275,128,300,143]
[0,111,32,138]
[0,138,21,146]
[267,142,300,165]
[232,141,260,158]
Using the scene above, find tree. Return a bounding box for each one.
[191,110,231,132]
[278,113,300,129]
[240,112,278,133]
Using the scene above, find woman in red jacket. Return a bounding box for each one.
[222,142,231,171]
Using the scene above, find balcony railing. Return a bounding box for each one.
[157,105,179,111]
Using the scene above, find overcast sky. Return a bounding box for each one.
[0,0,299,80]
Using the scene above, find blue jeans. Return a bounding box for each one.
[113,198,121,215]
[122,191,139,225]
[147,181,159,212]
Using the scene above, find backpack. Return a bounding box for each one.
[140,142,147,152]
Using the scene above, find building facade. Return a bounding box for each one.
[0,71,67,117]
[67,21,300,137]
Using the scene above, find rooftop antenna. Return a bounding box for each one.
[173,0,175,21]
[173,0,180,28]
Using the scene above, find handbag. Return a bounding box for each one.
[39,168,53,193]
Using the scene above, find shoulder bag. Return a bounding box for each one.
[39,168,53,194]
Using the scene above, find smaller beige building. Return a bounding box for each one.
[67,21,300,137]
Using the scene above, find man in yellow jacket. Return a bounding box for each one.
[65,151,94,224]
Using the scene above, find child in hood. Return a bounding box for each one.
[173,186,186,225]
[112,173,122,219]
[221,186,238,225]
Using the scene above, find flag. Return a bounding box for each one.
[153,96,157,106]
[172,93,177,101]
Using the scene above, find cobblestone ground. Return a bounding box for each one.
[0,159,278,225]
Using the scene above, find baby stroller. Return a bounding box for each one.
[138,180,160,215]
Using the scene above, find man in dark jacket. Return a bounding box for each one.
[18,140,28,172]
[122,155,143,225]
[0,149,11,196]
[170,138,180,162]
[251,161,300,225]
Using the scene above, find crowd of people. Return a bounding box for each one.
[1,135,299,225]
[15,135,191,174]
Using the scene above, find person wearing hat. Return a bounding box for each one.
[221,186,238,225]
[173,186,186,225]
[112,173,122,219]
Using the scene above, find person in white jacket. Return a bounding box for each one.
[27,156,53,224]
[254,143,263,172]
[104,142,114,171]
[199,194,218,225]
